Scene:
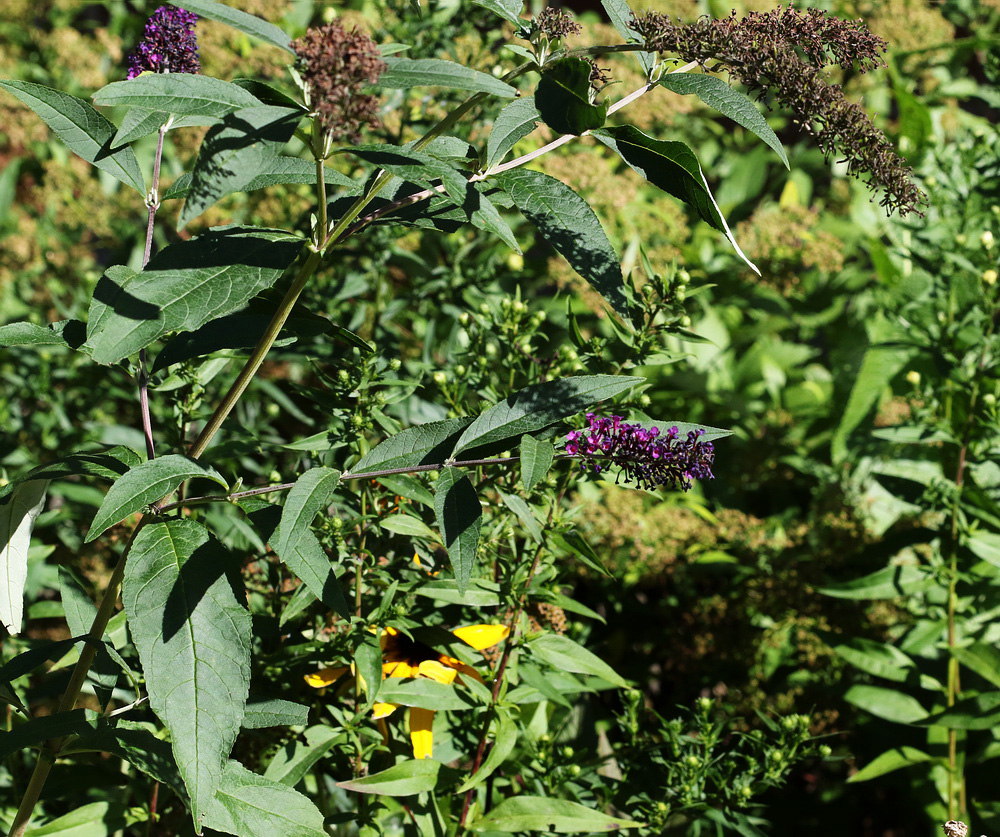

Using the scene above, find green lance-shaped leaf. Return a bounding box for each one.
[952,641,1000,689]
[0,80,145,194]
[179,106,302,229]
[495,169,627,317]
[919,692,1000,730]
[0,319,86,350]
[0,446,139,503]
[456,709,518,792]
[93,73,262,118]
[161,156,357,201]
[454,374,641,454]
[263,725,338,787]
[337,759,443,796]
[352,417,474,473]
[485,96,540,171]
[591,126,759,275]
[69,720,185,798]
[377,678,472,711]
[377,58,518,98]
[528,633,629,688]
[520,435,555,491]
[0,480,48,636]
[270,468,350,619]
[658,74,788,169]
[600,0,654,73]
[165,0,294,54]
[202,760,326,837]
[0,709,101,763]
[817,564,934,600]
[60,568,119,709]
[536,57,608,136]
[85,226,304,365]
[434,468,482,595]
[843,685,929,724]
[471,796,644,832]
[112,110,220,149]
[471,0,524,25]
[847,746,934,783]
[347,145,468,206]
[86,455,227,542]
[123,519,252,830]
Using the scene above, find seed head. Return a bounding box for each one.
[126,5,201,79]
[533,7,583,41]
[291,23,386,143]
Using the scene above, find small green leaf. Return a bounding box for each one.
[921,692,1000,730]
[498,490,542,543]
[0,480,48,635]
[843,685,929,724]
[161,156,356,201]
[0,80,145,194]
[454,375,640,454]
[379,513,439,541]
[471,796,644,832]
[966,531,1000,568]
[0,321,83,349]
[952,642,1000,689]
[85,227,304,364]
[93,73,262,118]
[169,0,294,54]
[413,579,501,607]
[0,709,100,763]
[496,169,627,316]
[378,58,517,98]
[592,126,758,275]
[600,0,653,73]
[123,519,252,828]
[832,639,918,684]
[536,57,608,136]
[818,565,933,600]
[355,633,383,709]
[21,801,125,835]
[351,418,474,473]
[202,760,326,837]
[658,74,788,168]
[264,725,338,787]
[471,0,524,25]
[645,420,732,443]
[457,711,517,792]
[337,759,443,796]
[0,447,139,503]
[270,468,349,619]
[486,96,539,170]
[520,435,555,491]
[434,468,482,594]
[85,455,226,542]
[528,633,628,688]
[847,747,934,783]
[242,699,309,730]
[377,678,471,710]
[179,106,302,229]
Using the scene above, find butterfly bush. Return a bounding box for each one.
[566,414,715,491]
[126,6,200,79]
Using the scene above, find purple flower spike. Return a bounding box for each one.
[566,415,715,491]
[127,6,201,79]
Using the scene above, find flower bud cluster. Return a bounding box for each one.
[126,6,200,79]
[565,414,715,491]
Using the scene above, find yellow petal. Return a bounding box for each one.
[373,702,400,719]
[304,666,350,689]
[384,660,419,678]
[417,659,458,684]
[452,624,509,651]
[409,707,435,760]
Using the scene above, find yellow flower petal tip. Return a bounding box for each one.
[373,702,400,719]
[452,624,509,651]
[304,666,350,688]
[417,659,459,685]
[409,707,435,760]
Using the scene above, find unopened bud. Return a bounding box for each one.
[984,269,998,285]
[982,230,995,250]
[432,370,447,385]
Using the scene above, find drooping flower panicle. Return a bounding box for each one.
[291,23,386,144]
[126,6,200,79]
[566,414,715,491]
[630,7,926,216]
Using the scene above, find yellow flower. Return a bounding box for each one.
[306,624,509,760]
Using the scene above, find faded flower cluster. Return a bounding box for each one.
[532,7,583,41]
[566,414,715,491]
[291,23,386,144]
[126,6,200,79]
[631,6,925,216]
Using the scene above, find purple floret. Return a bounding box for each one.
[126,6,200,79]
[565,414,715,491]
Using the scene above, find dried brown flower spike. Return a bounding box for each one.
[631,7,927,216]
[291,22,386,144]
